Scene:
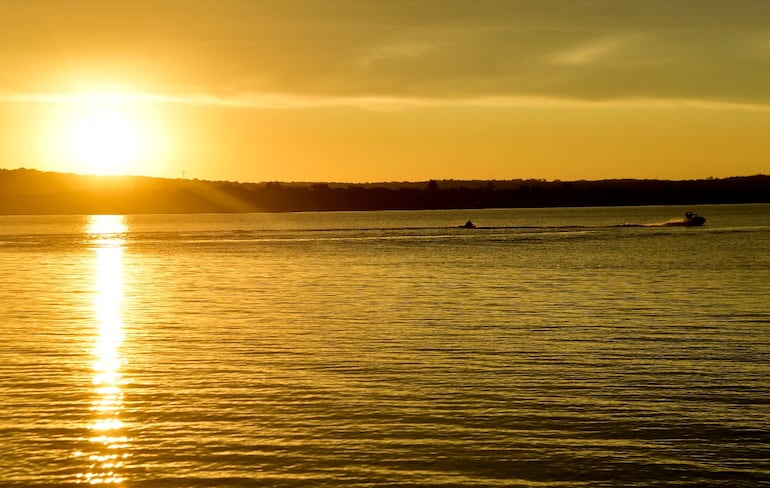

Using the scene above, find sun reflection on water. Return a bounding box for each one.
[77,215,130,485]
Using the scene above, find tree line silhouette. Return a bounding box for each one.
[1,168,768,214]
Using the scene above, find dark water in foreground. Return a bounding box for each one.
[1,205,769,487]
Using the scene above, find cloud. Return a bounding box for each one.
[549,36,646,66]
[1,1,770,106]
[4,90,770,114]
[357,41,441,70]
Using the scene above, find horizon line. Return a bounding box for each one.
[3,166,767,186]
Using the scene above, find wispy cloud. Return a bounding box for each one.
[2,1,769,108]
[4,91,770,113]
[358,41,440,70]
[550,36,641,66]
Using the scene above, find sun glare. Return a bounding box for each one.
[66,106,145,176]
[42,91,168,177]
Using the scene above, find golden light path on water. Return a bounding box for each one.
[75,215,130,484]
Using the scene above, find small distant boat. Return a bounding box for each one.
[459,219,477,229]
[662,211,706,227]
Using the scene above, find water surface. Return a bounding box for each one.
[1,205,769,486]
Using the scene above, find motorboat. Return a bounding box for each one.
[662,211,706,226]
[459,219,477,228]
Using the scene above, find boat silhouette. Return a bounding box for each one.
[661,211,706,226]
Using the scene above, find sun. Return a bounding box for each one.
[68,107,142,174]
[65,105,146,176]
[41,89,167,177]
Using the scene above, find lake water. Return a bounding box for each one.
[1,204,768,487]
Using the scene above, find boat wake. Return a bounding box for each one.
[629,212,707,228]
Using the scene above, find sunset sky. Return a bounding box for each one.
[1,0,769,183]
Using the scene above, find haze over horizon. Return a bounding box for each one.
[1,1,769,183]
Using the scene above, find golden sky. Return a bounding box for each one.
[1,0,769,182]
